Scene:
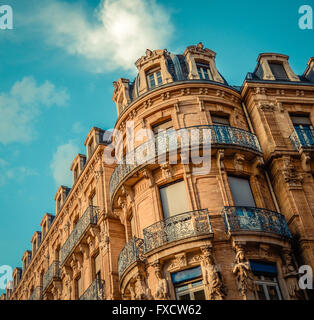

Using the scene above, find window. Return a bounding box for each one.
[159,180,190,219]
[290,115,314,146]
[152,119,173,135]
[94,254,101,280]
[88,139,94,157]
[196,63,213,80]
[172,267,206,300]
[269,62,289,80]
[211,115,230,126]
[42,222,46,238]
[76,276,83,299]
[250,261,282,300]
[290,115,312,127]
[57,196,62,213]
[146,69,163,89]
[129,214,135,237]
[74,165,78,183]
[228,176,256,207]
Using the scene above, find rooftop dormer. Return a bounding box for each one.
[303,57,314,82]
[84,127,112,159]
[184,42,224,83]
[30,231,42,256]
[12,267,22,289]
[21,250,32,274]
[135,49,174,97]
[253,53,300,82]
[54,185,71,214]
[40,213,55,239]
[70,154,86,185]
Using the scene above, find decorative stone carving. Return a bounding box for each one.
[281,156,303,188]
[160,162,173,181]
[168,253,187,271]
[217,149,225,173]
[259,244,272,258]
[258,103,275,112]
[133,273,152,300]
[141,168,155,188]
[301,152,311,173]
[232,244,255,300]
[234,153,245,172]
[200,246,226,300]
[282,249,302,300]
[152,261,170,300]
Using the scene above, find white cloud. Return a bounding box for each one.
[36,0,174,72]
[0,77,69,145]
[0,163,38,187]
[50,141,79,186]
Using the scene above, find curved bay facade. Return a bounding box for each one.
[2,44,314,301]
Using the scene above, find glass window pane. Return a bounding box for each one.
[160,180,190,219]
[266,285,280,300]
[193,290,206,300]
[228,176,256,207]
[255,284,267,300]
[203,68,209,80]
[175,284,189,293]
[269,62,289,80]
[191,280,203,287]
[156,72,162,84]
[178,294,191,300]
[211,115,230,125]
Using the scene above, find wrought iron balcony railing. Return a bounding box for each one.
[143,209,213,253]
[60,206,100,266]
[109,125,262,199]
[222,206,292,238]
[118,237,145,279]
[29,286,42,300]
[43,261,61,292]
[79,278,105,300]
[290,127,314,150]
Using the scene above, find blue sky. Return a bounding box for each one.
[0,0,313,292]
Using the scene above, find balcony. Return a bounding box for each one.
[29,286,42,300]
[118,237,145,279]
[110,125,262,199]
[43,261,61,292]
[79,278,105,300]
[60,206,100,266]
[143,209,213,253]
[222,206,292,238]
[290,127,314,150]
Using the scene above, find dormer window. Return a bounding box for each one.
[196,62,212,80]
[74,165,78,183]
[146,68,162,89]
[88,139,94,157]
[268,62,289,80]
[57,196,61,213]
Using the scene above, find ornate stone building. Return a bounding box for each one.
[2,43,313,301]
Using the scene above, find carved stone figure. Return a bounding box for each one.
[282,249,302,300]
[133,274,152,300]
[232,245,254,299]
[152,262,169,300]
[200,246,226,300]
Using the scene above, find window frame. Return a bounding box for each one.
[146,68,163,89]
[196,63,213,80]
[174,278,205,300]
